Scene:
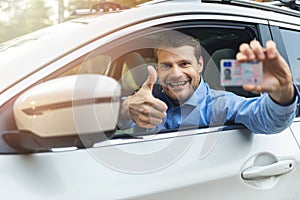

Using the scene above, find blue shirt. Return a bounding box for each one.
[119,79,299,134]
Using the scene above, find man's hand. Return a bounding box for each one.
[236,40,295,105]
[121,66,168,128]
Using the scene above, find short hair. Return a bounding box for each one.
[154,31,202,60]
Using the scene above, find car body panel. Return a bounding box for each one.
[1,0,300,199]
[0,127,299,199]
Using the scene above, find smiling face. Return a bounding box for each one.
[157,45,203,105]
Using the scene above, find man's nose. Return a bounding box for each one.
[170,65,183,76]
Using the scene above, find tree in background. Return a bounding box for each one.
[0,0,52,43]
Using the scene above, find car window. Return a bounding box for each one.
[280,29,300,87]
[61,22,256,133]
[60,55,111,77]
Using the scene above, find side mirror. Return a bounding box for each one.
[9,74,121,152]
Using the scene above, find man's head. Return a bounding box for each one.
[155,31,203,105]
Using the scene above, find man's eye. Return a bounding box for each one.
[179,61,190,67]
[159,64,171,70]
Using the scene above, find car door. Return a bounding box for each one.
[1,13,300,200]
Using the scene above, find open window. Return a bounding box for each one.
[58,21,260,135]
[78,21,260,135]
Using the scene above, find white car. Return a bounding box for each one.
[1,0,300,199]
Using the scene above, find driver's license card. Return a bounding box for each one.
[220,59,262,86]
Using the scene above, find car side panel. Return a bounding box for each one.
[0,128,299,199]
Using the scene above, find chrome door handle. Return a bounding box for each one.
[241,160,295,180]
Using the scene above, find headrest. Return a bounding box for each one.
[203,48,235,90]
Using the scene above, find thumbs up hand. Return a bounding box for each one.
[142,65,158,92]
[121,66,168,128]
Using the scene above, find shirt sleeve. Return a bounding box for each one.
[117,97,135,130]
[117,115,135,130]
[234,85,300,134]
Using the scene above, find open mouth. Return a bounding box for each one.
[167,80,189,89]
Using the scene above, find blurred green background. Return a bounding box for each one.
[0,0,151,43]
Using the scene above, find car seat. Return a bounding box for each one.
[121,52,148,95]
[80,55,111,75]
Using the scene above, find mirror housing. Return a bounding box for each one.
[13,75,121,141]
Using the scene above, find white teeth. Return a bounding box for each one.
[168,81,188,87]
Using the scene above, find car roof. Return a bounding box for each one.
[0,0,299,94]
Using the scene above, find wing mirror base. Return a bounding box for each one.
[2,129,115,154]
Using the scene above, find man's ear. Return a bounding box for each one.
[198,56,204,73]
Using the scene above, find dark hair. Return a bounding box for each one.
[154,31,202,60]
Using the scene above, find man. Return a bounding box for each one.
[118,32,299,134]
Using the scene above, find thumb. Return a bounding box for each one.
[142,65,157,91]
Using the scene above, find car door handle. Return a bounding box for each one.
[241,160,295,180]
